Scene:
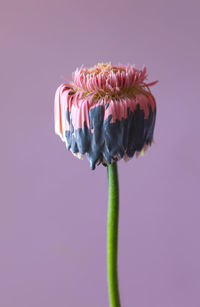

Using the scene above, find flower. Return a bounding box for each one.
[54,63,157,170]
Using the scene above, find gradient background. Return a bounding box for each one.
[1,0,200,306]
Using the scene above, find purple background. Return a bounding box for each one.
[1,0,200,306]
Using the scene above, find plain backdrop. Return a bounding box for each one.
[0,0,200,306]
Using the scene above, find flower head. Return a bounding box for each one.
[54,63,157,170]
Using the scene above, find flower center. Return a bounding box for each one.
[87,62,126,76]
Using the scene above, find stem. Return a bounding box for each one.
[107,162,121,307]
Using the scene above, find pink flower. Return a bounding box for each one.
[54,63,157,169]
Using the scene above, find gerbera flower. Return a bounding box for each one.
[54,62,157,170]
[54,62,158,307]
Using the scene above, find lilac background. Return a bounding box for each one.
[1,0,200,306]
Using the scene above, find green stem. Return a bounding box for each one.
[107,162,121,307]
